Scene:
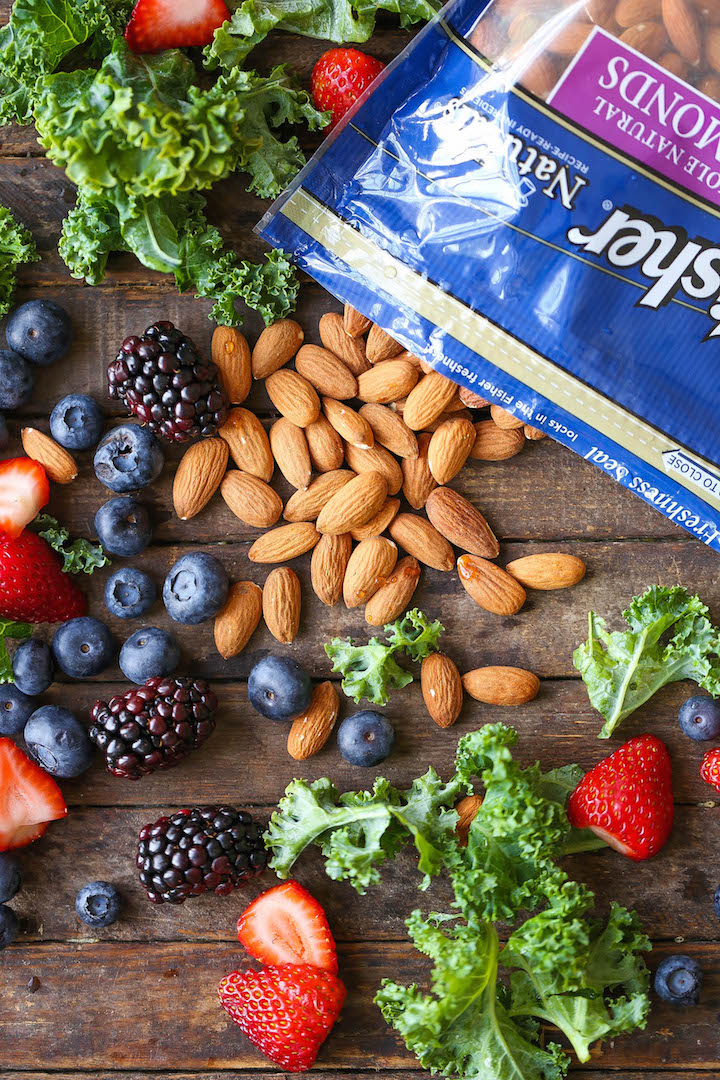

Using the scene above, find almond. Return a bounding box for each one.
[616,0,661,25]
[344,441,403,495]
[284,470,354,522]
[619,21,668,58]
[295,343,359,399]
[419,359,435,375]
[214,581,263,659]
[490,404,525,430]
[211,325,251,404]
[462,665,540,705]
[319,312,370,375]
[305,413,345,472]
[471,420,525,460]
[428,417,476,484]
[522,54,560,98]
[287,681,339,760]
[426,488,499,558]
[248,522,320,563]
[455,794,483,844]
[389,513,454,571]
[263,566,301,644]
[311,532,353,605]
[265,369,320,428]
[21,428,77,484]
[459,386,491,409]
[269,418,312,490]
[457,554,526,614]
[351,497,400,541]
[402,372,459,430]
[359,403,419,459]
[523,424,546,441]
[220,471,283,528]
[395,350,423,368]
[343,304,372,338]
[316,470,388,534]
[547,19,593,55]
[173,437,229,520]
[219,407,273,481]
[366,323,404,363]
[323,397,374,449]
[659,50,689,76]
[402,431,437,508]
[662,0,701,63]
[505,552,586,590]
[364,555,421,625]
[251,319,304,380]
[357,359,419,404]
[421,652,463,728]
[424,407,473,433]
[343,536,398,608]
[704,33,720,75]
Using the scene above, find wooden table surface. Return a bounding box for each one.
[0,11,718,1080]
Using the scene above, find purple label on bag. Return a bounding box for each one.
[548,27,720,206]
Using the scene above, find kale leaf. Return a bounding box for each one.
[0,205,37,317]
[30,514,109,575]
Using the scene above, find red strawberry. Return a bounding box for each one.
[0,738,67,851]
[311,48,385,128]
[567,734,673,861]
[0,530,86,623]
[0,458,49,540]
[125,0,230,53]
[700,747,720,792]
[237,880,338,974]
[219,964,346,1072]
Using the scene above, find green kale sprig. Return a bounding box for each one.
[30,514,109,574]
[0,204,37,316]
[0,617,31,684]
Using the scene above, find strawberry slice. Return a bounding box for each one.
[237,880,338,974]
[0,458,49,540]
[125,0,230,53]
[0,738,67,851]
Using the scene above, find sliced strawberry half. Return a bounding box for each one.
[0,458,49,540]
[125,0,230,53]
[237,880,338,974]
[0,738,67,851]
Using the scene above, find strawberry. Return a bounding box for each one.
[0,458,49,540]
[219,963,346,1072]
[700,747,720,792]
[237,880,338,974]
[567,734,673,861]
[310,48,385,129]
[0,529,86,623]
[0,738,67,851]
[125,0,230,53]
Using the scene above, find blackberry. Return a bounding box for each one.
[136,806,266,904]
[89,676,217,780]
[107,321,229,443]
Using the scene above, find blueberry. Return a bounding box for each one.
[52,617,115,678]
[337,710,395,767]
[162,551,229,624]
[678,695,720,741]
[104,567,156,619]
[94,497,152,557]
[24,705,94,778]
[0,414,7,450]
[93,425,164,493]
[654,954,702,1006]
[6,299,72,366]
[50,394,104,450]
[0,349,32,409]
[0,853,22,903]
[0,904,18,949]
[119,627,180,683]
[75,881,121,928]
[248,655,312,721]
[0,683,36,735]
[12,639,54,695]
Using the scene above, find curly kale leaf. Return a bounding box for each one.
[385,608,444,661]
[30,514,109,575]
[0,618,32,684]
[0,205,37,317]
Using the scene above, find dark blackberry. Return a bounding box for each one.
[136,806,266,904]
[89,676,217,780]
[107,321,229,443]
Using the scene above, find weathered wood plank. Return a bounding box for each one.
[9,1074,716,1080]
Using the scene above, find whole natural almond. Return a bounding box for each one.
[269,417,312,490]
[659,50,689,77]
[662,0,701,63]
[265,369,320,428]
[357,359,419,404]
[547,19,593,54]
[523,424,546,441]
[364,555,421,625]
[459,386,491,409]
[248,522,320,563]
[395,350,422,368]
[21,428,77,484]
[173,437,229,520]
[344,441,403,495]
[426,488,499,558]
[506,552,586,590]
[389,513,454,571]
[455,794,483,844]
[287,681,339,760]
[428,417,476,484]
[462,665,540,705]
[214,581,263,659]
[359,403,418,459]
[319,312,370,375]
[421,652,463,728]
[220,471,283,528]
[263,566,301,644]
[402,431,437,508]
[619,20,668,58]
[457,554,526,615]
[251,319,304,380]
[295,344,358,399]
[343,536,398,608]
[616,0,660,25]
[424,407,473,433]
[284,470,354,522]
[323,397,374,448]
[316,470,388,535]
[490,404,525,430]
[707,29,720,74]
[219,407,273,481]
[311,532,353,605]
[366,323,404,363]
[343,304,372,338]
[471,420,525,460]
[522,54,560,98]
[419,359,435,375]
[211,325,251,404]
[305,413,345,472]
[445,394,471,414]
[351,497,400,541]
[402,372,459,430]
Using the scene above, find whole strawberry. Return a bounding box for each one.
[567,733,673,861]
[0,530,86,623]
[700,747,720,792]
[311,47,385,128]
[219,963,346,1072]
